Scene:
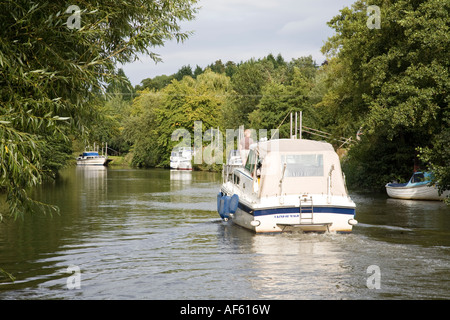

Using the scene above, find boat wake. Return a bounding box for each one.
[355,223,414,232]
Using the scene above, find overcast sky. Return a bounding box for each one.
[121,0,356,85]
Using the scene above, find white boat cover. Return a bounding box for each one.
[252,139,348,198]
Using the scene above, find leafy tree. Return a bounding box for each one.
[322,0,449,195]
[418,111,450,204]
[224,61,238,78]
[207,60,226,74]
[313,58,365,142]
[139,74,174,91]
[193,65,204,78]
[287,56,317,80]
[123,89,163,167]
[106,68,136,101]
[249,67,314,137]
[0,0,199,219]
[127,70,230,168]
[157,70,230,167]
[173,65,194,81]
[223,59,269,128]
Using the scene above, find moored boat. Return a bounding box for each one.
[77,143,111,166]
[385,172,450,200]
[217,138,357,233]
[170,147,193,170]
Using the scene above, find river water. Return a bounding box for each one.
[0,167,449,300]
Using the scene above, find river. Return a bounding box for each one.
[0,167,449,300]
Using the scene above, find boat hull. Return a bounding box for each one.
[170,160,193,170]
[386,184,449,200]
[231,203,356,233]
[77,158,111,166]
[218,189,357,233]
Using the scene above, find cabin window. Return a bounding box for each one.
[244,150,257,174]
[233,173,240,185]
[411,172,430,183]
[412,173,424,183]
[281,154,324,177]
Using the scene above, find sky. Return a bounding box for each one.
[121,0,356,85]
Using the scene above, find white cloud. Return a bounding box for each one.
[122,0,356,85]
[278,18,322,35]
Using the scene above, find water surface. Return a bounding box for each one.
[0,167,449,299]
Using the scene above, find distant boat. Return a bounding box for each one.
[77,151,111,166]
[170,147,193,170]
[77,143,112,166]
[385,172,450,200]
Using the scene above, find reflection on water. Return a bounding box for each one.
[0,167,449,300]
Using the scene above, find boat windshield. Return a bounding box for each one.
[411,172,431,183]
[244,150,258,174]
[281,154,324,177]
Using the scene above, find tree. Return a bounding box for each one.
[249,67,314,137]
[321,0,449,195]
[139,74,174,91]
[106,68,135,101]
[174,65,194,81]
[0,0,199,219]
[123,89,163,167]
[224,59,269,128]
[126,70,230,168]
[193,65,204,78]
[418,112,450,204]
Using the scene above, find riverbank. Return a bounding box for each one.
[108,155,133,167]
[108,153,222,172]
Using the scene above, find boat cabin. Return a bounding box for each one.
[230,139,349,201]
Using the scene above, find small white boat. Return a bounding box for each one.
[217,138,357,233]
[76,151,111,166]
[77,143,111,166]
[170,147,193,170]
[385,172,450,200]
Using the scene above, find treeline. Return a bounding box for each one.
[98,54,324,170]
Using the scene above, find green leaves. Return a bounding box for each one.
[321,0,449,197]
[0,0,199,218]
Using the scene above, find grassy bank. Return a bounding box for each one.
[108,154,133,167]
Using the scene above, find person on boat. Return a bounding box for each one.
[239,129,253,165]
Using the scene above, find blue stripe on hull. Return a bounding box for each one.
[238,202,355,216]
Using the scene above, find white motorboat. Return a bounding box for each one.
[76,152,111,166]
[385,172,450,200]
[217,138,357,233]
[77,143,111,166]
[77,147,112,166]
[170,147,193,170]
